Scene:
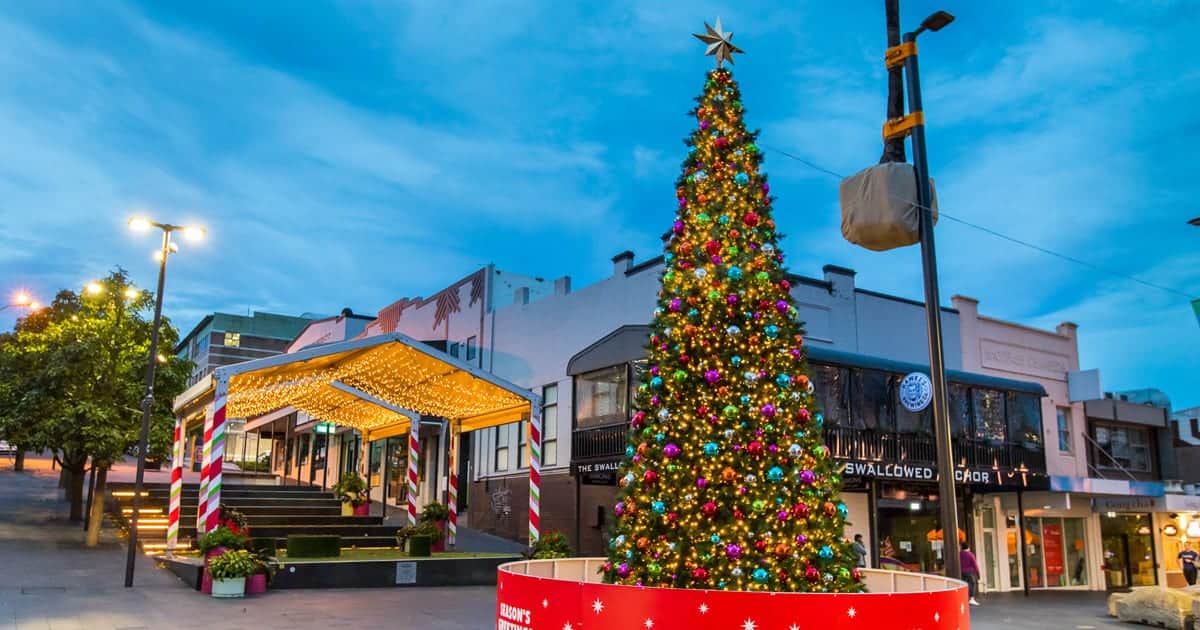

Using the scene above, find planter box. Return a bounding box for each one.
[432,521,446,553]
[246,573,268,595]
[212,577,246,599]
[341,502,354,516]
[407,535,432,557]
[353,502,370,516]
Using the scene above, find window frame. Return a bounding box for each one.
[542,384,558,467]
[466,336,478,362]
[223,331,240,347]
[1056,407,1072,453]
[493,424,510,472]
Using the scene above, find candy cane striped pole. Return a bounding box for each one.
[528,401,542,545]
[201,374,229,533]
[165,415,184,553]
[195,402,215,532]
[447,425,457,548]
[407,430,419,526]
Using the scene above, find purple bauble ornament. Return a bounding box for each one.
[673,220,685,234]
[704,370,721,384]
[650,365,660,376]
[669,298,682,312]
[700,120,710,130]
[725,543,742,559]
[775,300,789,313]
[726,294,738,305]
[800,469,817,485]
[795,534,809,545]
[696,477,708,488]
[618,563,631,578]
[778,510,790,521]
[614,502,625,516]
[663,443,681,458]
[761,403,777,418]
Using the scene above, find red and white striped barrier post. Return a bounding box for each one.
[195,403,215,532]
[200,374,229,533]
[165,415,184,553]
[407,430,420,526]
[447,425,457,548]
[528,402,542,545]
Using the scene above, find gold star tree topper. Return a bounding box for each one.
[693,18,744,67]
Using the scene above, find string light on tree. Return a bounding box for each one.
[603,19,863,594]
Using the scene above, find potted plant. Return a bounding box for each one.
[197,525,249,594]
[332,472,369,516]
[396,521,441,557]
[245,548,275,595]
[207,549,257,598]
[419,502,451,552]
[529,531,571,560]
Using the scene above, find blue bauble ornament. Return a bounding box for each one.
[658,408,670,420]
[744,371,758,383]
[625,445,634,457]
[819,545,834,561]
[688,146,697,154]
[767,466,785,482]
[814,413,824,427]
[651,376,664,389]
[694,170,708,181]
[740,395,751,405]
[613,535,625,547]
[727,266,743,280]
[719,215,731,224]
[734,172,750,185]
[837,503,849,519]
[703,442,720,457]
[776,373,791,388]
[731,355,742,366]
[727,325,742,336]
[664,253,674,262]
[688,308,699,318]
[711,534,721,544]
[764,325,780,338]
[752,568,769,583]
[652,500,666,514]
[655,432,666,443]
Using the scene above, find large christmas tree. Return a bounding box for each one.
[602,22,863,593]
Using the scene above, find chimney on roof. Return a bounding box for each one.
[340,307,354,318]
[514,287,530,305]
[613,250,634,276]
[554,276,572,296]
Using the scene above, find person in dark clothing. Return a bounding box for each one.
[960,542,981,605]
[1179,543,1199,586]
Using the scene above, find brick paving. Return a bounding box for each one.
[0,455,1138,629]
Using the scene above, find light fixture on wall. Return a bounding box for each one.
[1187,519,1200,539]
[1163,523,1180,537]
[1138,526,1152,535]
[909,501,922,512]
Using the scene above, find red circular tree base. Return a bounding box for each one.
[497,559,969,630]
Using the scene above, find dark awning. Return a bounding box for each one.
[567,325,653,376]
[806,345,1047,396]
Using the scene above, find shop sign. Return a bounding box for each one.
[840,460,1000,484]
[314,422,336,434]
[572,459,622,486]
[1166,494,1200,512]
[1092,496,1161,512]
[898,372,933,412]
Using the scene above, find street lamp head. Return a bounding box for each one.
[920,10,956,32]
[29,301,41,311]
[128,217,153,232]
[12,291,30,306]
[124,287,140,299]
[182,225,206,242]
[85,282,104,296]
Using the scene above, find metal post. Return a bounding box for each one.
[83,462,96,531]
[1016,489,1030,596]
[322,432,330,491]
[903,30,960,581]
[124,229,170,588]
[381,437,389,520]
[867,479,880,569]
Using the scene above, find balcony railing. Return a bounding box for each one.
[572,423,1047,474]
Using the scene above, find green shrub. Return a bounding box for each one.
[419,502,450,523]
[396,521,442,545]
[530,531,571,559]
[407,535,432,557]
[197,526,248,555]
[208,550,258,580]
[248,537,278,556]
[286,534,341,558]
[332,472,368,507]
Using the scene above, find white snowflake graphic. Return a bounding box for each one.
[698,603,709,615]
[644,618,655,629]
[847,607,857,619]
[741,618,757,630]
[592,599,604,614]
[562,624,573,630]
[934,612,940,623]
[789,625,801,630]
[542,598,549,609]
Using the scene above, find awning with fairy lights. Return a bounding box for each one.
[166,332,545,551]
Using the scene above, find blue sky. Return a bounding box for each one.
[0,1,1197,408]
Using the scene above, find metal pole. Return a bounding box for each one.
[83,462,96,531]
[1016,489,1030,596]
[903,30,961,581]
[867,479,880,569]
[381,437,389,520]
[322,432,330,491]
[125,229,170,588]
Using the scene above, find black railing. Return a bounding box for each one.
[573,423,1047,474]
[572,423,629,462]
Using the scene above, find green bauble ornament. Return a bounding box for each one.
[752,499,766,512]
[756,271,770,283]
[723,405,738,418]
[649,563,663,575]
[697,213,710,222]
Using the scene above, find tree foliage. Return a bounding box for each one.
[0,269,192,520]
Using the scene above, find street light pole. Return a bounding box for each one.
[901,11,961,580]
[124,229,171,588]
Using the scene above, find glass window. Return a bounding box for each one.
[1007,392,1042,448]
[895,373,932,434]
[1056,408,1072,452]
[519,420,529,468]
[494,425,510,471]
[973,389,1006,442]
[853,369,894,431]
[810,364,849,428]
[1062,518,1089,587]
[949,384,971,437]
[575,366,629,428]
[447,342,461,359]
[543,384,558,467]
[1095,424,1153,473]
[466,336,477,361]
[223,331,240,347]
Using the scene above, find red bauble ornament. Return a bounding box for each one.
[754,539,767,552]
[805,566,820,582]
[747,440,764,456]
[702,501,718,517]
[792,503,809,519]
[705,240,721,256]
[643,470,658,484]
[692,567,709,581]
[667,512,678,523]
[733,508,745,520]
[743,212,759,227]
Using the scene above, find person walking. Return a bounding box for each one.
[1179,542,1199,586]
[961,542,981,606]
[852,534,868,568]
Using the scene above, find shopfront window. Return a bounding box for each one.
[1006,392,1042,449]
[973,389,1006,443]
[949,384,972,437]
[1021,517,1090,588]
[575,365,629,428]
[810,364,849,428]
[853,369,894,431]
[1101,513,1157,588]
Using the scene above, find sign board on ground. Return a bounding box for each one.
[395,561,417,585]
